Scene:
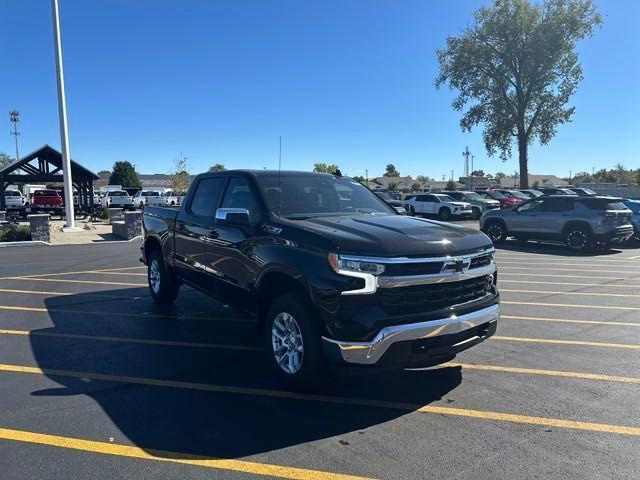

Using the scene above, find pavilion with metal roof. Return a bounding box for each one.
[0,144,99,212]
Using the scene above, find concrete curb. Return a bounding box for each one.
[0,240,51,247]
[0,236,141,248]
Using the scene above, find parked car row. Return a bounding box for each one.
[480,195,635,251]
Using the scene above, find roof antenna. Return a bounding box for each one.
[278,135,282,217]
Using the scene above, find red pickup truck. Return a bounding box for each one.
[31,189,63,211]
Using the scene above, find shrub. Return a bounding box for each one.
[0,225,31,242]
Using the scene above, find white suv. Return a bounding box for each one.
[406,193,473,221]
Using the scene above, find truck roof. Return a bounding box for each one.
[209,170,337,178]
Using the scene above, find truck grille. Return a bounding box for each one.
[379,275,493,315]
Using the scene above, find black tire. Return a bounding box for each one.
[264,292,325,388]
[564,225,593,252]
[472,207,482,220]
[147,249,179,304]
[484,221,508,243]
[408,206,415,216]
[438,207,452,221]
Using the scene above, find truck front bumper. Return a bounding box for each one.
[321,303,499,367]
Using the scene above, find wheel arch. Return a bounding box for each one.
[562,220,594,236]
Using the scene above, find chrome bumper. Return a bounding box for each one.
[322,304,499,365]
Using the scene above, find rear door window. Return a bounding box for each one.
[189,177,226,218]
[580,198,627,211]
[540,198,574,212]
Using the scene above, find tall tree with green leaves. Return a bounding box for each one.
[383,164,400,177]
[313,163,339,173]
[108,161,141,187]
[208,163,226,172]
[436,0,601,188]
[0,152,15,169]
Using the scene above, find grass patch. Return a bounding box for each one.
[0,224,32,242]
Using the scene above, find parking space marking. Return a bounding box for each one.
[493,336,640,350]
[0,288,74,296]
[502,288,640,298]
[500,266,640,275]
[500,272,639,281]
[502,300,640,311]
[0,304,254,323]
[1,362,639,436]
[0,328,262,351]
[503,314,640,328]
[496,257,640,266]
[2,327,635,384]
[0,277,147,287]
[500,279,640,289]
[629,254,640,260]
[0,266,146,281]
[0,427,370,480]
[448,363,640,384]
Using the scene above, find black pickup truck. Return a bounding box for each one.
[142,170,499,384]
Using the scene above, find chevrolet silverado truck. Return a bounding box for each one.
[142,170,499,384]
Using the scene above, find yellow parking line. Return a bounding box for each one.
[496,259,640,268]
[0,328,261,352]
[501,288,640,298]
[0,427,369,480]
[447,362,640,384]
[0,266,146,280]
[0,277,147,287]
[493,336,640,350]
[0,305,254,323]
[500,279,640,289]
[500,272,638,281]
[1,362,639,436]
[500,266,640,275]
[502,300,640,311]
[502,314,640,328]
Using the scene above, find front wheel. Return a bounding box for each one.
[564,226,593,252]
[438,207,452,221]
[265,293,325,387]
[147,249,179,304]
[484,221,508,243]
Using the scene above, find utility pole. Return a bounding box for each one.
[365,169,368,184]
[9,110,20,161]
[51,0,79,231]
[470,155,475,190]
[450,170,454,182]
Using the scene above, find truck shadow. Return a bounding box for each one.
[495,240,627,256]
[33,287,461,459]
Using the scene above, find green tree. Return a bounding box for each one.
[411,181,422,192]
[387,182,398,191]
[171,157,191,191]
[416,175,432,183]
[0,152,15,168]
[352,175,366,183]
[495,172,506,180]
[470,170,485,177]
[383,164,400,177]
[313,163,338,173]
[97,170,110,176]
[208,163,226,172]
[108,161,141,187]
[436,0,601,188]
[446,180,457,190]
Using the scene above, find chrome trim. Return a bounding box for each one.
[322,304,499,365]
[377,262,495,288]
[338,248,495,295]
[215,208,249,221]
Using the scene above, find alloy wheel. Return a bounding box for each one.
[149,259,161,294]
[271,312,304,375]
[486,224,504,242]
[567,230,588,250]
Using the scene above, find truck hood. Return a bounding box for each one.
[290,214,492,257]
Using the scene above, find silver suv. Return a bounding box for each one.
[480,196,634,251]
[442,191,501,219]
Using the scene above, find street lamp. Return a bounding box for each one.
[51,0,79,231]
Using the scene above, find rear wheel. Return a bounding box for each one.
[472,207,482,220]
[147,249,179,304]
[265,292,324,388]
[408,205,415,216]
[484,221,507,243]
[438,207,452,221]
[564,226,593,252]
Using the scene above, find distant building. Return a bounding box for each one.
[499,174,568,189]
[458,176,496,189]
[422,180,466,192]
[370,176,414,192]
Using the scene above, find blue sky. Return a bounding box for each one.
[0,0,638,179]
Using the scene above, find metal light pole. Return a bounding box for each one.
[51,0,77,230]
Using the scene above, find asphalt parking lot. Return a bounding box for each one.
[1,239,639,479]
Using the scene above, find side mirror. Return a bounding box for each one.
[216,207,250,226]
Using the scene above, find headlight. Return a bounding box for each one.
[327,253,385,276]
[394,206,406,214]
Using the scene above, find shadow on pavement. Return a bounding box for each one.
[494,240,631,256]
[33,287,461,458]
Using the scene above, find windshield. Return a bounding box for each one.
[143,191,160,196]
[108,191,128,197]
[489,191,506,199]
[260,175,395,219]
[5,191,21,197]
[506,190,528,199]
[434,194,455,202]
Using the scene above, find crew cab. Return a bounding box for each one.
[142,170,499,384]
[405,193,473,220]
[4,190,25,210]
[133,190,161,208]
[31,189,63,211]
